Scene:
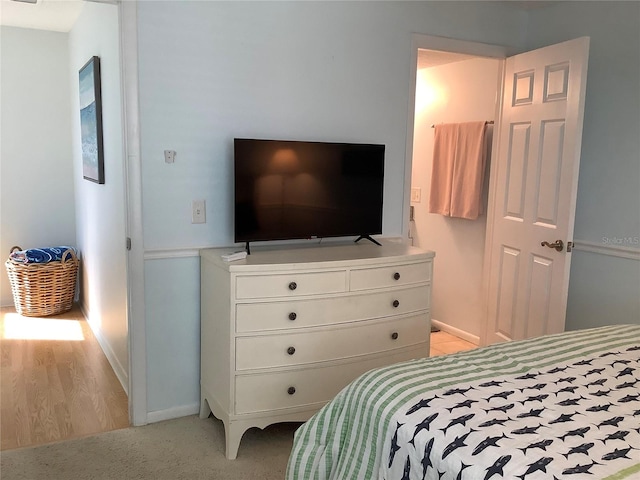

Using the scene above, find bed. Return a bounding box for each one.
[286,324,640,480]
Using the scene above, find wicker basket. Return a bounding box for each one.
[5,246,79,317]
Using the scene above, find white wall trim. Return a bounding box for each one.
[80,303,129,395]
[143,237,409,261]
[144,247,212,260]
[146,403,200,424]
[432,318,480,346]
[572,239,640,261]
[120,0,147,426]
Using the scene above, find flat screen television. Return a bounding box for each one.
[234,138,384,247]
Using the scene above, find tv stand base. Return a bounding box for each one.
[355,235,381,246]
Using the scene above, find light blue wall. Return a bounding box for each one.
[567,251,640,330]
[145,257,201,413]
[69,2,130,388]
[136,1,527,416]
[137,1,639,417]
[0,27,75,306]
[525,2,640,329]
[136,1,526,249]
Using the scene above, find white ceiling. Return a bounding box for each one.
[0,0,84,32]
[0,0,558,35]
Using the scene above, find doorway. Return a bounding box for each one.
[406,35,590,346]
[406,37,505,345]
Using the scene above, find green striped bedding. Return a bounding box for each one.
[286,325,640,480]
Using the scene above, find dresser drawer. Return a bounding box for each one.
[234,345,428,414]
[236,314,428,370]
[235,270,347,299]
[350,261,431,291]
[236,285,430,332]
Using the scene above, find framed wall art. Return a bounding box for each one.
[78,56,105,184]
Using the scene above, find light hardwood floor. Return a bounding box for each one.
[0,305,129,451]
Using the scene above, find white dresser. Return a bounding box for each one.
[199,240,434,459]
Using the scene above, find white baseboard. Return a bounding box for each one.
[80,302,129,395]
[147,403,200,424]
[431,319,480,345]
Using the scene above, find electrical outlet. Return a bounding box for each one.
[192,200,206,224]
[164,150,176,163]
[411,187,421,203]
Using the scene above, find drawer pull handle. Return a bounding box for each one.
[391,332,399,340]
[289,282,297,291]
[289,312,297,321]
[392,299,400,308]
[393,272,401,280]
[287,386,296,395]
[287,346,296,355]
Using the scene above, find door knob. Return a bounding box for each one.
[541,239,564,252]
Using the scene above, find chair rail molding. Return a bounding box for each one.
[572,239,640,261]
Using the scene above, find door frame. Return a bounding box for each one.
[119,1,148,426]
[404,33,512,237]
[403,34,511,345]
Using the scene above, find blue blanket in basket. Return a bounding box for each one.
[10,246,78,264]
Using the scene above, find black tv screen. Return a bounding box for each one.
[234,138,384,243]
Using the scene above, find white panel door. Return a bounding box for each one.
[484,38,590,344]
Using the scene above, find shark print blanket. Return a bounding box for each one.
[286,324,640,480]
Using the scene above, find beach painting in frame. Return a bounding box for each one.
[79,56,105,184]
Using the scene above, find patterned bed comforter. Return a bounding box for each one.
[286,325,640,480]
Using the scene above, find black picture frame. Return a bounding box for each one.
[79,56,105,184]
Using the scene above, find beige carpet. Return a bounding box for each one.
[0,415,299,479]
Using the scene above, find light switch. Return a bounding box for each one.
[411,187,421,203]
[192,200,206,224]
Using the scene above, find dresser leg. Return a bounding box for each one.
[224,421,246,460]
[225,425,244,460]
[199,395,212,419]
[199,393,244,459]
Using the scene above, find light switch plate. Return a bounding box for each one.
[411,187,421,203]
[192,199,206,224]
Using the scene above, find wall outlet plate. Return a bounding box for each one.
[164,150,176,163]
